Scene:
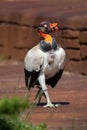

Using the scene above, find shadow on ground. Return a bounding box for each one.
[37,101,70,107]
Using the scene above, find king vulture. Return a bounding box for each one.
[24,21,66,107]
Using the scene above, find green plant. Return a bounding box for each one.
[0,116,47,130]
[0,96,29,114]
[0,96,47,130]
[0,117,11,130]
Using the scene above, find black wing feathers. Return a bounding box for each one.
[24,68,64,89]
[46,69,64,88]
[24,68,40,90]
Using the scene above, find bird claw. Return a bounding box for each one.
[43,103,55,108]
[54,104,61,107]
[43,103,61,108]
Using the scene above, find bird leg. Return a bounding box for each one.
[43,89,55,108]
[34,88,45,104]
[38,74,54,107]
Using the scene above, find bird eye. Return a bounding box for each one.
[44,24,47,28]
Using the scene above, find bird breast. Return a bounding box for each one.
[24,45,65,80]
[43,48,66,79]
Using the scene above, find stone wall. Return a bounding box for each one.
[59,17,87,75]
[0,1,87,75]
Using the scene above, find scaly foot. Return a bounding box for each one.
[54,104,61,107]
[43,103,55,108]
[43,103,61,108]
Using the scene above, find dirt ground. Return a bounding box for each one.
[0,61,87,130]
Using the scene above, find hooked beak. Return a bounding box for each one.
[49,23,58,32]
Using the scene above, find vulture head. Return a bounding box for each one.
[38,21,58,34]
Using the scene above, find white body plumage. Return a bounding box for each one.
[24,44,65,107]
[24,45,65,78]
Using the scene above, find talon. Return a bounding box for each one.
[55,104,61,107]
[43,103,55,108]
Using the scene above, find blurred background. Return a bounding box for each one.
[0,0,87,75]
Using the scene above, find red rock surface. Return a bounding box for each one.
[0,63,87,130]
[0,0,87,74]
